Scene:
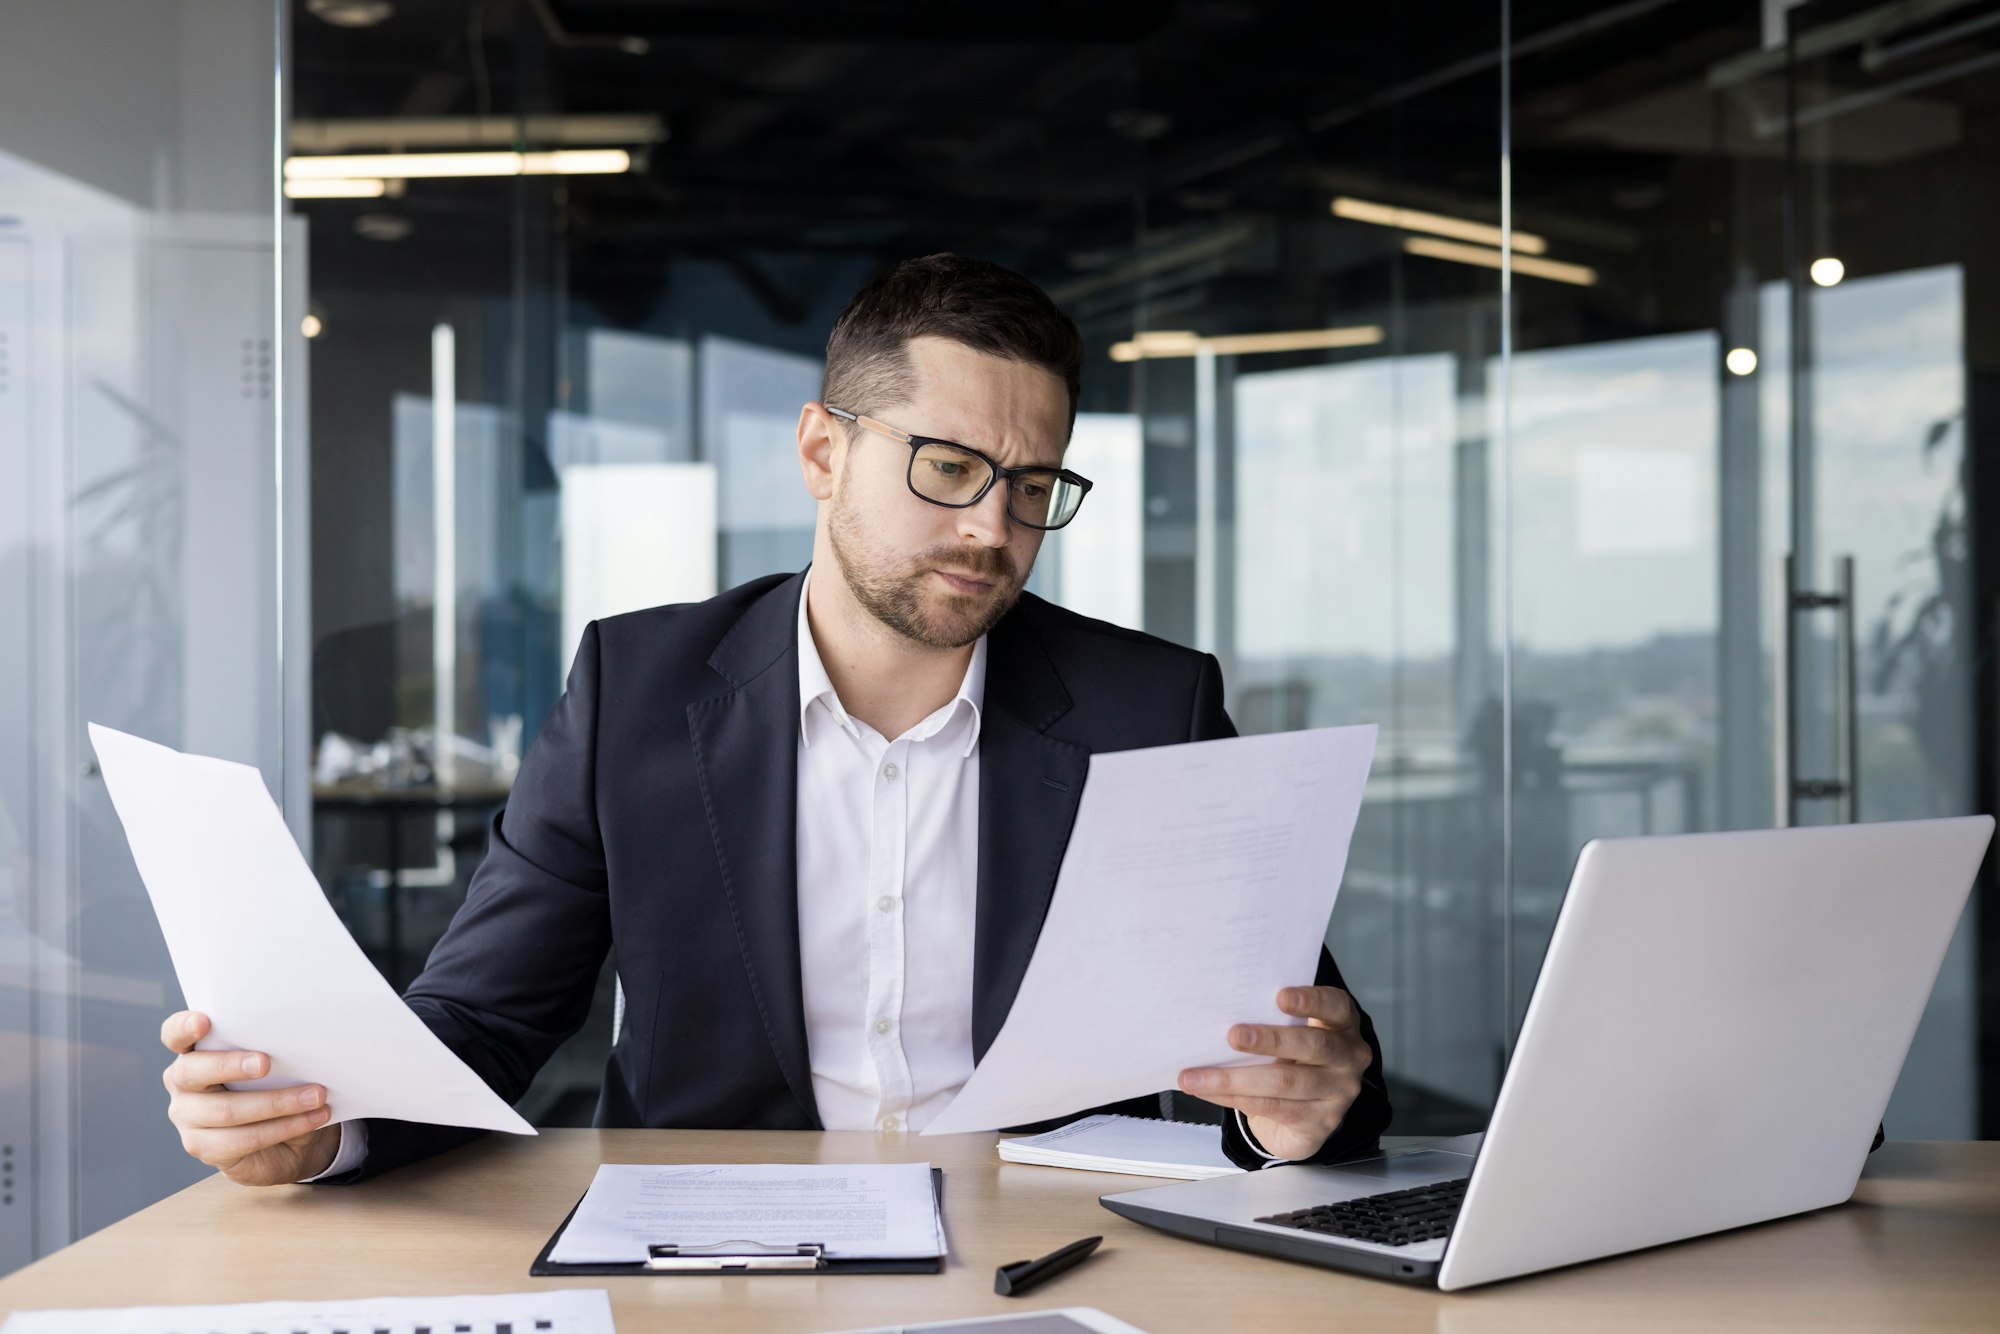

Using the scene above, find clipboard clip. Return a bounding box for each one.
[645,1241,828,1272]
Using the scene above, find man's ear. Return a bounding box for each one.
[797,402,839,501]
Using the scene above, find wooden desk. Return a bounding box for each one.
[3,1132,1996,1331]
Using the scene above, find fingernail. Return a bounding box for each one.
[240,1054,261,1076]
[1182,1071,1210,1091]
[296,1087,321,1109]
[183,1014,199,1037]
[1230,1026,1254,1048]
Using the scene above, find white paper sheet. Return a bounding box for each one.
[0,1288,614,1334]
[88,723,533,1135]
[923,724,1376,1136]
[547,1162,945,1264]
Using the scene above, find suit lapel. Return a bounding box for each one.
[686,572,820,1126]
[972,604,1090,1061]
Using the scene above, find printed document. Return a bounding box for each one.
[88,723,532,1135]
[0,1288,613,1334]
[924,724,1376,1135]
[548,1162,945,1264]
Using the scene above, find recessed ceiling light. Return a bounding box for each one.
[306,0,394,28]
[1726,347,1758,376]
[1810,257,1845,287]
[302,314,324,339]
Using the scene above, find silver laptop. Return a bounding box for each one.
[1101,816,1993,1291]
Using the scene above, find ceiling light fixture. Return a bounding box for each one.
[284,149,633,181]
[284,177,388,199]
[1810,257,1845,287]
[291,114,666,153]
[1726,347,1758,376]
[306,0,393,27]
[1109,325,1385,362]
[1401,236,1598,287]
[1333,196,1548,255]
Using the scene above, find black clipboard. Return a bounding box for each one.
[528,1166,946,1276]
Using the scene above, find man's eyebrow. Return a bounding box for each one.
[930,429,1063,470]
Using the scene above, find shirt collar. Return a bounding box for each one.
[797,567,986,758]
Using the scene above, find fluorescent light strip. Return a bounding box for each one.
[1334,195,1548,255]
[292,114,666,152]
[1109,325,1385,362]
[284,149,632,180]
[1402,236,1597,287]
[284,177,387,198]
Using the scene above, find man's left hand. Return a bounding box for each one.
[1178,985,1370,1162]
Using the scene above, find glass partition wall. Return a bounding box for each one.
[5,0,1996,1279]
[287,5,1516,1136]
[284,1,1996,1144]
[0,0,292,1273]
[1507,0,1996,1138]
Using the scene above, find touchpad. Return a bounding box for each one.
[1317,1150,1470,1186]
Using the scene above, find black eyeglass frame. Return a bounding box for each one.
[825,405,1094,531]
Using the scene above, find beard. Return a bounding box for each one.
[827,490,1023,649]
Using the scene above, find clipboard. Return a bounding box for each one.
[528,1166,946,1276]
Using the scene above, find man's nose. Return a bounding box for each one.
[955,482,1013,548]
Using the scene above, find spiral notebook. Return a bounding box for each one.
[996,1114,1243,1180]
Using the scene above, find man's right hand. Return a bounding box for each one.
[161,1011,340,1186]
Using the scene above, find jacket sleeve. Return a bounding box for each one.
[322,623,614,1182]
[1190,653,1395,1170]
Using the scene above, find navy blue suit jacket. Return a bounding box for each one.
[340,570,1390,1178]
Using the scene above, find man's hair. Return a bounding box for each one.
[820,253,1084,432]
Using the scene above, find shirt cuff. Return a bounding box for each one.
[300,1120,366,1182]
[1233,1110,1289,1166]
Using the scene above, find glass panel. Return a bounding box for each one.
[1142,28,1507,1132]
[1504,0,1993,1135]
[289,9,1517,1140]
[1783,13,1986,1138]
[0,0,285,1273]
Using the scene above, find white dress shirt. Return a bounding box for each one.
[794,572,984,1133]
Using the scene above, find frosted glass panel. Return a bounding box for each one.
[1047,412,1143,630]
[560,463,719,668]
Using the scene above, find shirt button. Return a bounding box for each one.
[881,761,900,780]
[879,1115,901,1133]
[874,1018,892,1035]
[876,895,896,913]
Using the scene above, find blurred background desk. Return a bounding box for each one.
[311,781,512,990]
[0,1132,1995,1332]
[308,780,615,1130]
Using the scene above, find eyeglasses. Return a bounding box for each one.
[826,406,1093,531]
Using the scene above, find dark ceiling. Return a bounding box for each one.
[290,0,2000,340]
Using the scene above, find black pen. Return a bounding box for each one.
[994,1235,1103,1297]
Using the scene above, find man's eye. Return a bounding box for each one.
[929,460,968,478]
[1013,479,1048,500]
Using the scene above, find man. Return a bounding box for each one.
[159,254,1391,1185]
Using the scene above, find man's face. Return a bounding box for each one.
[826,336,1070,650]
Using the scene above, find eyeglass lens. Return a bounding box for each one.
[909,442,1084,529]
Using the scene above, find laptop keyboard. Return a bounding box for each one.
[1255,1176,1469,1248]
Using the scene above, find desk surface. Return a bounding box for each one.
[3,1131,1996,1331]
